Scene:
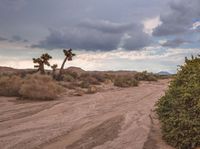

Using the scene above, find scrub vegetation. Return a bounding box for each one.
[156,55,200,149]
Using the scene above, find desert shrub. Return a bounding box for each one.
[114,76,138,87]
[63,74,75,82]
[0,75,23,96]
[91,73,106,82]
[19,74,63,100]
[80,80,90,88]
[59,82,79,90]
[86,86,98,94]
[104,74,116,82]
[66,71,78,79]
[134,71,157,81]
[156,56,200,149]
[79,73,101,85]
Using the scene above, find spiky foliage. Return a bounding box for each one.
[33,53,52,74]
[51,64,58,79]
[59,48,76,78]
[156,55,200,149]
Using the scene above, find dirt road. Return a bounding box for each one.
[0,80,173,149]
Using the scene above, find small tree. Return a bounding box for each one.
[59,48,75,78]
[51,64,58,79]
[33,53,52,74]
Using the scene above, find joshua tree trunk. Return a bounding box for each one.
[59,56,67,76]
[40,64,45,74]
[58,48,75,80]
[33,53,52,75]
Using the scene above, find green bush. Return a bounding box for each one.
[156,56,200,149]
[19,74,63,100]
[63,74,75,82]
[135,71,157,81]
[114,76,138,87]
[80,80,90,88]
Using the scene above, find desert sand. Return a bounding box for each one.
[0,79,174,149]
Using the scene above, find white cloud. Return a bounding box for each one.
[143,16,161,35]
[1,45,199,73]
[191,21,200,30]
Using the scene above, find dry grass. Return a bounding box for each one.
[114,76,139,87]
[0,75,23,96]
[19,74,63,100]
[134,71,158,81]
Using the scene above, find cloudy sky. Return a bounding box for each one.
[0,0,200,73]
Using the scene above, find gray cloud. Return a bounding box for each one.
[161,38,189,48]
[32,20,151,51]
[0,35,28,43]
[0,0,172,45]
[0,0,26,11]
[10,35,28,43]
[80,20,134,34]
[0,36,7,41]
[153,0,200,36]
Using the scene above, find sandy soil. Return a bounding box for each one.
[0,79,174,149]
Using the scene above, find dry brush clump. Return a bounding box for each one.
[114,76,139,87]
[78,73,105,86]
[19,74,63,100]
[156,55,200,149]
[134,71,158,81]
[0,75,23,96]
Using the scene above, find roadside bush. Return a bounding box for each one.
[0,75,23,96]
[19,74,63,100]
[114,76,138,87]
[80,80,90,88]
[86,86,98,94]
[91,73,106,82]
[66,71,78,79]
[63,74,75,82]
[79,73,101,85]
[104,74,116,82]
[134,71,157,81]
[156,56,200,149]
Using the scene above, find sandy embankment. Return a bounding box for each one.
[0,79,174,149]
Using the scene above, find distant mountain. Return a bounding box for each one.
[157,71,171,75]
[0,66,18,74]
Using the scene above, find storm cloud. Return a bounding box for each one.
[161,38,189,48]
[153,0,200,36]
[32,20,151,51]
[0,36,7,41]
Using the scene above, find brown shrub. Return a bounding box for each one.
[134,71,158,81]
[72,89,85,96]
[86,86,98,94]
[114,76,139,87]
[91,73,106,82]
[79,73,101,86]
[63,74,75,82]
[0,75,23,96]
[80,80,90,88]
[19,74,63,100]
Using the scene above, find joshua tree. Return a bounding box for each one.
[33,53,52,74]
[59,48,75,77]
[51,64,58,78]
